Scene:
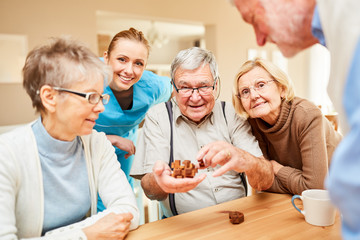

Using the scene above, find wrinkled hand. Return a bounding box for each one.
[196,141,254,177]
[152,160,207,193]
[106,135,135,159]
[83,212,133,240]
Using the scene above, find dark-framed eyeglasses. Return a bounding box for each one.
[171,80,216,97]
[236,80,275,99]
[52,87,110,105]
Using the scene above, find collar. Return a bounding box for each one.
[253,99,292,133]
[311,5,326,47]
[31,117,80,159]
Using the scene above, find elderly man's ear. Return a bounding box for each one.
[39,85,57,113]
[214,77,220,94]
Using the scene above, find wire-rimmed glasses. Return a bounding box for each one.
[237,80,274,99]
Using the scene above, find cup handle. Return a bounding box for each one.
[291,195,304,214]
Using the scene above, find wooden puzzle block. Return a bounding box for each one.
[228,211,244,224]
[171,160,198,178]
[197,158,205,168]
[219,210,245,224]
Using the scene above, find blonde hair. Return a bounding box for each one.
[232,58,295,118]
[107,27,150,57]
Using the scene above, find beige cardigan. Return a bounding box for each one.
[0,124,139,239]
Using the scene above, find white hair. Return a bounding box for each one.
[170,47,219,82]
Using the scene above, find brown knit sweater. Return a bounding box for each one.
[248,97,342,195]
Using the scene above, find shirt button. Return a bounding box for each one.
[214,188,219,192]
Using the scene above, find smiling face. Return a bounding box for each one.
[104,38,148,91]
[238,66,284,125]
[233,0,318,57]
[174,64,216,123]
[45,77,106,141]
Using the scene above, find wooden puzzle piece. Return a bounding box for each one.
[171,160,198,178]
[219,210,245,224]
[229,211,244,224]
[197,158,205,168]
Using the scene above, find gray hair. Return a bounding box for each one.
[170,47,219,82]
[23,36,112,113]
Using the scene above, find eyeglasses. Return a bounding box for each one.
[172,80,216,97]
[237,80,275,99]
[52,87,110,105]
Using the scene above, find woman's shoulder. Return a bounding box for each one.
[0,123,33,145]
[0,124,37,171]
[289,97,325,132]
[291,97,322,117]
[82,130,107,143]
[135,70,172,103]
[137,70,170,88]
[146,100,169,118]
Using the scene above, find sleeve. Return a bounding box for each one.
[130,105,170,176]
[226,103,263,157]
[326,37,360,239]
[269,107,329,195]
[143,70,172,106]
[0,139,20,240]
[96,133,139,230]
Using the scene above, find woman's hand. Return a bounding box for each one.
[83,212,133,240]
[106,135,135,159]
[152,160,207,193]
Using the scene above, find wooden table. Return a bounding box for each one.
[127,192,341,239]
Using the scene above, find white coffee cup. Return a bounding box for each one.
[291,189,336,226]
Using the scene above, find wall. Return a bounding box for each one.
[0,0,310,126]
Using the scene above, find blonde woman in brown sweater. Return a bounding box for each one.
[232,58,342,195]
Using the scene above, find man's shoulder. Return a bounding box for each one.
[147,101,169,117]
[215,100,247,124]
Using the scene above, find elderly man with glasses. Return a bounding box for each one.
[130,47,273,218]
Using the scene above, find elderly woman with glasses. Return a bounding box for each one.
[232,58,342,195]
[0,37,139,239]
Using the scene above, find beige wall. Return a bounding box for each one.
[0,0,311,126]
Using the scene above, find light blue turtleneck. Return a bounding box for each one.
[31,118,91,235]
